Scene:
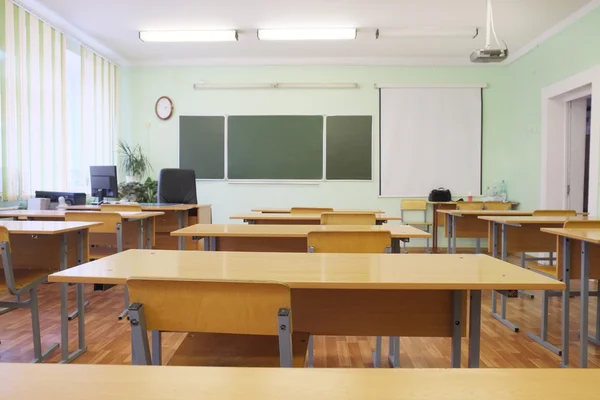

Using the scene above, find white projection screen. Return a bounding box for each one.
[379,87,482,197]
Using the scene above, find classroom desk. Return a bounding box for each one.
[477,216,593,333]
[0,210,163,253]
[231,213,402,225]
[428,201,520,253]
[0,220,101,363]
[251,208,385,213]
[65,204,213,250]
[4,364,600,400]
[171,224,431,253]
[439,210,533,254]
[49,250,562,368]
[540,228,600,368]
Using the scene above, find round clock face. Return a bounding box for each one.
[156,96,173,120]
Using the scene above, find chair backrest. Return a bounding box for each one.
[291,207,334,214]
[158,169,197,204]
[64,212,122,233]
[456,202,484,210]
[100,203,142,212]
[320,212,376,225]
[0,225,9,244]
[127,278,291,335]
[484,202,512,211]
[564,220,600,229]
[307,231,391,253]
[401,200,427,211]
[533,210,577,217]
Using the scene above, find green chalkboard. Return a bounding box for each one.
[326,116,372,180]
[179,116,225,179]
[228,116,324,179]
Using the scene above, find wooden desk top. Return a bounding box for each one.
[65,203,209,211]
[3,364,599,400]
[171,224,431,239]
[49,250,563,291]
[438,210,532,216]
[0,210,164,221]
[478,216,593,224]
[231,213,402,222]
[428,201,519,205]
[0,220,101,234]
[251,208,385,213]
[540,228,600,244]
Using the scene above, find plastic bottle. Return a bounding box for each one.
[467,191,473,202]
[485,186,491,198]
[492,185,498,198]
[500,180,507,201]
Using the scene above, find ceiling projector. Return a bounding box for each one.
[470,48,509,63]
[471,0,509,63]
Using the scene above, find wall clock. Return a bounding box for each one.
[155,96,174,120]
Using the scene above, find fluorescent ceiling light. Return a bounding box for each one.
[194,83,275,90]
[140,30,238,42]
[257,28,357,41]
[277,83,359,89]
[376,27,478,39]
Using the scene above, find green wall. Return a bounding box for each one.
[120,6,600,228]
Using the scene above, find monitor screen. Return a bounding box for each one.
[90,165,118,198]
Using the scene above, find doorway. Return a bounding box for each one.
[566,96,592,213]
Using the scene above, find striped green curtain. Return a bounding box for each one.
[0,0,67,200]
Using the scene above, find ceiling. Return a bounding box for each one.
[26,0,594,66]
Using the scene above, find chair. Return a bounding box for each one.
[100,203,142,212]
[291,207,333,214]
[65,212,129,319]
[456,201,484,210]
[127,278,302,367]
[320,212,376,225]
[484,202,512,210]
[158,169,197,204]
[400,200,432,253]
[0,226,59,362]
[564,220,600,229]
[532,210,577,216]
[307,230,392,368]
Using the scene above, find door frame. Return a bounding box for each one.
[540,65,600,215]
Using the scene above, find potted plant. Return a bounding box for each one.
[118,178,158,203]
[118,140,152,183]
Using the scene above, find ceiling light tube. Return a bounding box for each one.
[140,30,238,42]
[376,27,478,39]
[257,28,357,41]
[277,83,359,89]
[194,83,276,90]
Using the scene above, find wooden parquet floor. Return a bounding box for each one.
[1,256,599,368]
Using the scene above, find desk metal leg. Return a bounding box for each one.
[589,284,600,346]
[177,211,186,250]
[491,224,519,332]
[387,337,400,368]
[68,230,90,321]
[210,236,216,251]
[468,290,482,368]
[519,253,535,299]
[451,290,463,368]
[580,241,590,368]
[447,214,452,254]
[307,336,314,368]
[432,204,439,253]
[452,215,457,254]
[146,218,153,249]
[373,336,383,367]
[475,238,481,254]
[491,222,498,315]
[526,289,561,355]
[152,330,162,365]
[60,233,86,363]
[561,237,571,368]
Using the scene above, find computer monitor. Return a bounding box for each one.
[90,165,118,203]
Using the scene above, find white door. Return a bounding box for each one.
[566,97,589,212]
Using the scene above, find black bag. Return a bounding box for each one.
[428,187,452,202]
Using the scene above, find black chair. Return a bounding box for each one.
[158,169,197,204]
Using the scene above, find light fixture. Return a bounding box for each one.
[139,30,238,42]
[193,83,275,90]
[257,28,357,41]
[376,27,478,39]
[193,83,359,90]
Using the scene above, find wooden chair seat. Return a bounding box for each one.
[407,221,434,226]
[167,332,309,368]
[527,265,558,279]
[0,269,49,291]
